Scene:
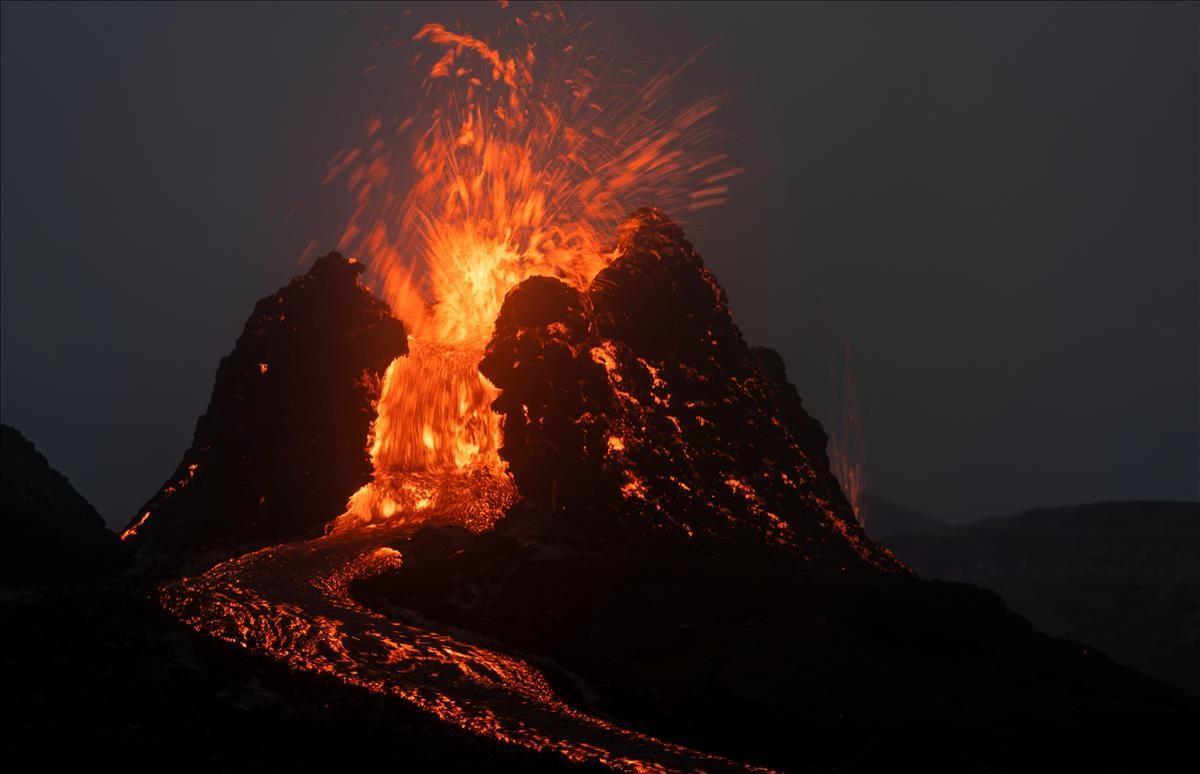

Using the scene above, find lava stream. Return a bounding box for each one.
[159,523,767,772]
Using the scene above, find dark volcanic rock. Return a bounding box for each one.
[122,253,406,561]
[482,208,893,570]
[1,424,131,586]
[481,276,613,510]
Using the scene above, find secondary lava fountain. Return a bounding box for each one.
[327,4,738,534]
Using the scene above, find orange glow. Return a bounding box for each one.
[327,4,735,533]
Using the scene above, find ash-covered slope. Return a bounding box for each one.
[1,424,130,586]
[122,253,406,560]
[481,208,895,570]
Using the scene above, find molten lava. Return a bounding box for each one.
[326,4,738,533]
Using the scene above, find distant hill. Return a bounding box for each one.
[885,501,1200,695]
[1,423,130,586]
[863,493,946,539]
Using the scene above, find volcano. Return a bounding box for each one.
[102,210,1196,771]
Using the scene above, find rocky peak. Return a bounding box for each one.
[483,211,900,571]
[122,252,407,561]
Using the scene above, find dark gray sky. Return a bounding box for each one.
[3,2,1197,529]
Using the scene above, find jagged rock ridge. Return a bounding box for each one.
[121,253,407,559]
[482,208,896,569]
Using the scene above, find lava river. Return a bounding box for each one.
[159,520,766,772]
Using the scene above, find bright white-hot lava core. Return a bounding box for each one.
[327,4,738,533]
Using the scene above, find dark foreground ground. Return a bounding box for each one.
[348,510,1197,773]
[3,539,1196,773]
[0,581,565,771]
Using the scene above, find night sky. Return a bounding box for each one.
[2,2,1196,529]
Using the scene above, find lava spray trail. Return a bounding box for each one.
[828,343,866,526]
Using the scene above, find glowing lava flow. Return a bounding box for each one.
[160,525,767,772]
[326,4,737,533]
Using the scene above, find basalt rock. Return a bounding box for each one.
[1,423,131,586]
[481,276,613,511]
[122,253,407,561]
[482,208,897,570]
